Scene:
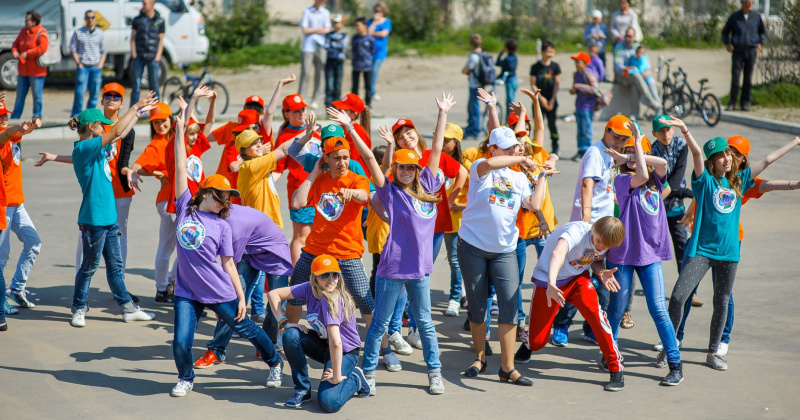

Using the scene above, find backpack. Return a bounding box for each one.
[472,51,497,86]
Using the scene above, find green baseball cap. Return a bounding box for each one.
[652,114,672,132]
[321,124,345,141]
[703,137,729,159]
[77,108,114,127]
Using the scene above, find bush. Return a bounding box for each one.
[721,83,800,108]
[214,41,301,68]
[205,0,270,52]
[386,0,444,42]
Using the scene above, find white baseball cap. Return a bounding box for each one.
[592,9,603,19]
[488,127,518,150]
[332,14,343,23]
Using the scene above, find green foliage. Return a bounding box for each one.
[205,0,270,52]
[214,41,301,68]
[386,0,444,42]
[721,83,800,108]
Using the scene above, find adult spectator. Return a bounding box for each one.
[299,0,331,109]
[70,10,107,117]
[610,0,642,46]
[367,2,392,101]
[130,0,164,106]
[584,10,608,75]
[11,11,48,120]
[612,28,661,115]
[722,0,766,111]
[462,33,485,140]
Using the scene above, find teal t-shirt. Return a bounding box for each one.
[302,153,375,192]
[73,136,117,226]
[686,167,754,262]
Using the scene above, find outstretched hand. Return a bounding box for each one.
[546,284,565,307]
[326,107,352,126]
[306,111,319,134]
[135,90,159,113]
[192,85,211,99]
[659,116,687,131]
[599,268,620,292]
[508,101,527,118]
[127,170,143,193]
[434,92,456,113]
[520,88,541,100]
[177,96,188,113]
[281,73,297,86]
[604,148,630,167]
[34,152,56,167]
[378,125,394,146]
[477,88,496,104]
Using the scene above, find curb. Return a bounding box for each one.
[721,111,800,135]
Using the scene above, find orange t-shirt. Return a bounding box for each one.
[0,127,13,225]
[211,122,239,187]
[274,126,321,208]
[135,133,172,204]
[418,149,462,233]
[165,133,211,213]
[341,122,372,180]
[98,123,136,200]
[304,170,370,259]
[0,135,24,207]
[738,177,764,241]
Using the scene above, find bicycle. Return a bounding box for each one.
[480,71,508,136]
[663,67,721,127]
[161,56,229,115]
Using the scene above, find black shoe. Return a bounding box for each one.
[0,322,7,331]
[604,371,625,391]
[155,291,175,306]
[725,103,736,112]
[569,151,584,162]
[740,103,751,111]
[463,318,471,331]
[514,343,532,364]
[129,293,140,304]
[498,368,533,386]
[464,359,487,377]
[661,362,684,386]
[485,340,493,356]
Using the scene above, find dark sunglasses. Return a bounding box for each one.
[86,16,96,20]
[103,93,123,101]
[318,272,341,281]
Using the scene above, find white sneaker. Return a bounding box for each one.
[71,307,87,328]
[373,94,382,101]
[445,299,460,317]
[310,102,320,109]
[407,330,423,350]
[717,342,729,356]
[653,339,680,351]
[122,308,155,323]
[364,372,376,396]
[388,331,413,355]
[266,363,282,388]
[428,371,445,395]
[170,380,193,397]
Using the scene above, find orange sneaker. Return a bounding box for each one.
[194,349,222,369]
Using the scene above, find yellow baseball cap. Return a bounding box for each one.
[235,129,262,150]
[442,123,463,141]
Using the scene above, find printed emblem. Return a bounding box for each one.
[412,198,436,219]
[398,119,405,125]
[186,155,203,182]
[251,96,260,102]
[238,115,245,124]
[341,95,348,102]
[712,185,736,214]
[568,251,601,270]
[294,96,301,103]
[407,151,415,159]
[304,138,321,157]
[11,142,20,165]
[323,259,332,266]
[307,313,327,339]
[317,192,344,221]
[638,187,660,215]
[328,125,337,132]
[433,168,445,190]
[708,140,716,149]
[177,220,206,250]
[103,159,112,182]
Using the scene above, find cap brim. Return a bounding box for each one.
[331,100,350,110]
[0,109,11,116]
[610,127,633,138]
[492,139,520,150]
[285,102,309,111]
[150,112,171,121]
[312,269,341,276]
[212,187,240,197]
[100,116,115,125]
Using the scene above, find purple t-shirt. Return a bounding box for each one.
[375,168,438,279]
[290,282,361,353]
[575,70,597,112]
[227,204,293,276]
[607,173,674,266]
[174,189,237,304]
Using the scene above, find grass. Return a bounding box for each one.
[211,41,302,68]
[721,82,800,108]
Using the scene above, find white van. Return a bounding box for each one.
[0,0,209,89]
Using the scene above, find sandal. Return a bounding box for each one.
[464,359,487,377]
[498,368,533,386]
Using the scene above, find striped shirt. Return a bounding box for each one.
[69,26,106,66]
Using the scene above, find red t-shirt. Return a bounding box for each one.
[166,133,212,213]
[274,126,321,208]
[341,122,372,180]
[418,149,461,233]
[135,133,173,204]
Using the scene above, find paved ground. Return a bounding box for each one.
[2,49,800,419]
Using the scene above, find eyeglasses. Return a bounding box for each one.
[624,35,634,38]
[86,16,96,20]
[103,93,123,101]
[317,272,341,281]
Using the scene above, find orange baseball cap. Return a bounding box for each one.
[391,149,422,168]
[199,174,240,197]
[323,136,350,155]
[727,136,751,155]
[332,93,365,113]
[571,52,591,65]
[606,115,633,138]
[507,113,530,127]
[622,136,652,154]
[0,101,10,116]
[102,83,125,98]
[282,94,308,111]
[392,118,415,133]
[149,102,171,121]
[234,109,259,132]
[310,254,341,276]
[245,94,264,108]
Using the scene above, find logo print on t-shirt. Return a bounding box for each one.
[317,193,344,221]
[11,143,20,165]
[177,220,206,250]
[433,168,446,190]
[103,159,112,182]
[489,172,515,209]
[412,198,436,219]
[186,155,203,182]
[305,138,321,157]
[104,142,117,162]
[638,187,660,215]
[712,186,736,214]
[307,313,328,339]
[568,251,600,270]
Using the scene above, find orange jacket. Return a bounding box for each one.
[12,25,49,77]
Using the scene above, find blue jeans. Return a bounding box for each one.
[465,87,481,138]
[0,204,42,291]
[444,232,463,302]
[11,76,45,119]
[71,66,103,117]
[0,238,5,324]
[370,57,385,96]
[72,224,132,310]
[364,275,441,372]
[607,262,681,364]
[173,296,280,382]
[408,232,445,331]
[575,109,593,153]
[505,75,519,113]
[130,57,160,106]
[282,327,361,413]
[515,236,547,320]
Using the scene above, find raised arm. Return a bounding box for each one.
[102,91,157,147]
[286,112,316,164]
[749,137,800,177]
[660,117,702,178]
[263,74,297,137]
[329,107,385,187]
[477,155,537,178]
[173,97,189,198]
[428,92,456,175]
[377,125,395,174]
[201,91,217,137]
[0,121,30,147]
[185,86,210,126]
[292,158,322,209]
[477,88,500,132]
[759,179,800,193]
[521,88,545,146]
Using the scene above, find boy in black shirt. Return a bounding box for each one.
[529,41,561,156]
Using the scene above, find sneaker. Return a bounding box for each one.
[266,362,283,387]
[620,311,634,329]
[194,349,223,369]
[484,340,493,356]
[122,307,155,323]
[407,330,423,350]
[170,380,193,397]
[373,94,382,102]
[598,357,609,372]
[381,350,402,372]
[9,289,35,308]
[351,367,372,397]
[364,371,377,396]
[428,371,445,395]
[514,343,532,364]
[154,291,174,306]
[692,294,704,307]
[0,323,6,331]
[661,362,684,386]
[445,299,460,316]
[284,391,312,408]
[5,305,19,316]
[717,342,729,356]
[71,307,87,328]
[653,339,680,351]
[463,318,471,331]
[706,353,728,371]
[604,371,625,392]
[388,331,413,355]
[583,331,598,345]
[551,325,569,347]
[655,350,668,369]
[251,313,266,324]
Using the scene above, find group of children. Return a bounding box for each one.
[1,68,798,412]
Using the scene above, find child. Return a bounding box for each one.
[325,14,348,108]
[267,254,371,411]
[529,41,561,155]
[332,93,372,179]
[169,98,282,398]
[351,18,375,107]
[496,38,519,112]
[569,52,601,161]
[583,10,608,78]
[588,43,606,84]
[67,93,158,328]
[625,45,660,108]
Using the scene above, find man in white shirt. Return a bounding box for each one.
[298,0,331,109]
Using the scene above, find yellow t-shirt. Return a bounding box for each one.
[238,153,283,228]
[521,147,558,239]
[446,163,469,233]
[366,203,391,254]
[462,146,487,170]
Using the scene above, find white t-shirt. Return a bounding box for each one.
[300,6,331,53]
[466,51,481,88]
[459,159,532,253]
[570,140,616,222]
[532,221,606,287]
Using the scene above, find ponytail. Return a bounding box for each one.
[69,117,100,137]
[359,106,371,138]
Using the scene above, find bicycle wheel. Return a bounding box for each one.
[161,76,184,112]
[664,88,691,119]
[701,93,722,127]
[195,81,229,115]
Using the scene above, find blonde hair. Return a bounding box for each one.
[374,1,390,15]
[68,117,101,137]
[186,123,201,134]
[592,216,625,247]
[705,148,743,198]
[309,272,356,322]
[393,128,428,152]
[391,162,442,204]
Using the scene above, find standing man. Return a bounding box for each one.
[298,0,330,109]
[462,33,486,140]
[130,0,164,106]
[722,0,765,112]
[70,10,107,117]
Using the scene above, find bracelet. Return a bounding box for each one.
[346,123,355,132]
[277,317,288,330]
[485,98,496,105]
[790,181,797,190]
